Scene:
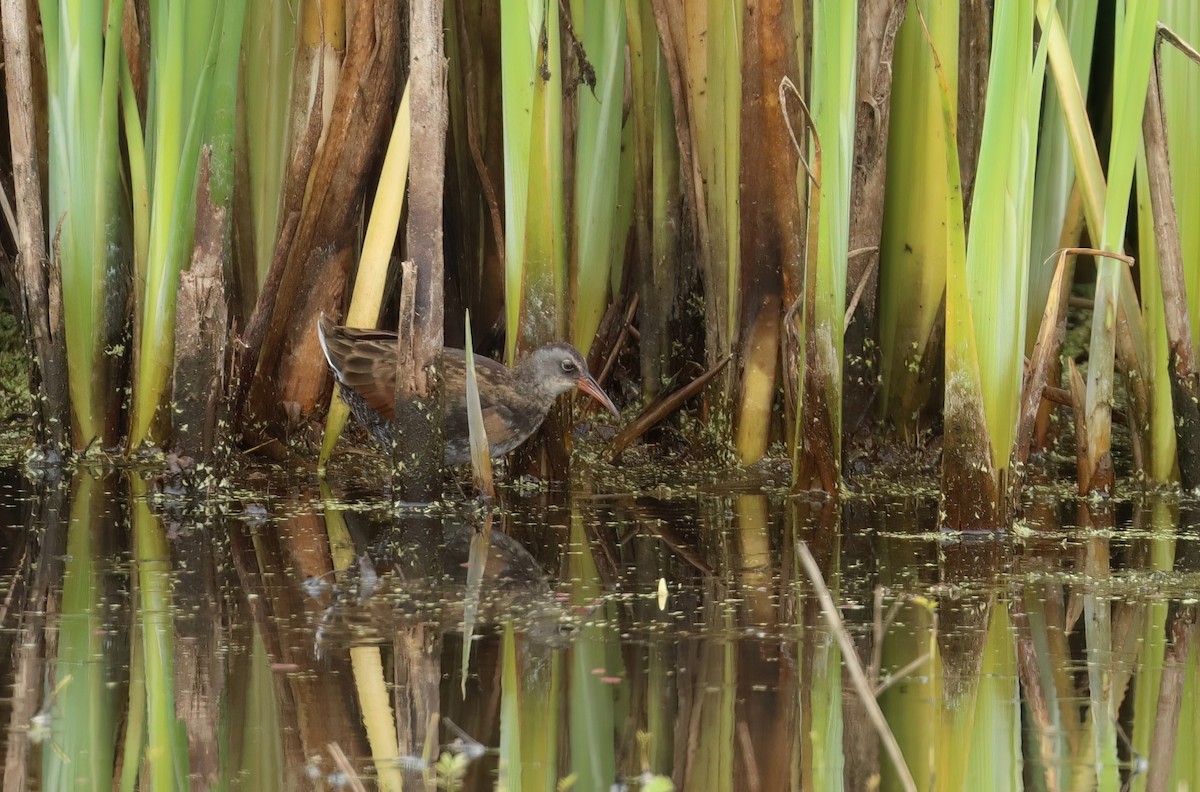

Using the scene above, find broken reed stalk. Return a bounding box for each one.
[1,0,69,448]
[844,0,907,458]
[393,0,448,496]
[245,1,402,441]
[407,0,447,367]
[796,541,917,792]
[1145,611,1195,792]
[388,285,444,487]
[171,150,230,460]
[1144,26,1200,487]
[1040,386,1128,426]
[846,0,907,324]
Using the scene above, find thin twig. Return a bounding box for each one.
[874,653,930,697]
[1068,295,1094,310]
[0,546,25,630]
[870,586,886,684]
[735,717,762,792]
[1042,385,1127,425]
[843,246,881,327]
[607,354,732,460]
[779,74,824,420]
[598,293,640,387]
[777,74,818,420]
[422,711,441,787]
[1043,247,1134,269]
[327,742,368,792]
[0,182,17,245]
[1157,22,1200,66]
[578,294,639,419]
[778,75,820,189]
[797,542,917,792]
[871,589,907,684]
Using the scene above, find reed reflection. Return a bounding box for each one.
[0,470,1193,790]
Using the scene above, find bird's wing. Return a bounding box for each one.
[319,320,399,419]
[441,351,526,450]
[318,318,513,426]
[440,347,510,378]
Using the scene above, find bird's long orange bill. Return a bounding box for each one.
[577,374,620,417]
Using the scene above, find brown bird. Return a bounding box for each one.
[317,315,620,464]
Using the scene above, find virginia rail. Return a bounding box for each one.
[317,316,620,464]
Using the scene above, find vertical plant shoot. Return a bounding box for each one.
[501,0,567,361]
[878,0,958,437]
[569,0,626,354]
[1079,0,1158,492]
[1026,1,1098,345]
[129,1,247,448]
[941,0,1045,527]
[792,0,857,487]
[41,0,128,448]
[240,0,299,314]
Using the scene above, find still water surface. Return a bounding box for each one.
[0,458,1196,790]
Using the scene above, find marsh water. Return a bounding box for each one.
[0,452,1196,791]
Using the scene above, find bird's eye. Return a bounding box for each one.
[560,359,577,374]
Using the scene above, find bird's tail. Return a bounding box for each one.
[316,313,346,384]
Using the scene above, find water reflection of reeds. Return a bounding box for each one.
[0,470,1195,790]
